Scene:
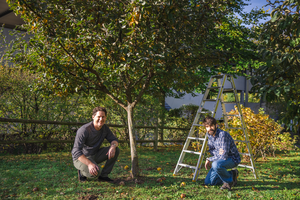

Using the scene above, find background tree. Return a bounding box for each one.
[251,0,300,136]
[2,0,258,177]
[0,65,88,153]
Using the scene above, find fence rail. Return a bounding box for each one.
[0,139,185,144]
[0,117,188,148]
[0,117,189,130]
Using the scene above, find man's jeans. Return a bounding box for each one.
[204,158,237,185]
[73,146,120,179]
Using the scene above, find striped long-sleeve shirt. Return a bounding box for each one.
[207,128,241,165]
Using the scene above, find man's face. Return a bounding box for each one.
[205,124,217,136]
[92,111,106,131]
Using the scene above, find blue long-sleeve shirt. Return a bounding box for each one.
[206,128,241,165]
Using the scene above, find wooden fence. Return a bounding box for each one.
[0,117,189,150]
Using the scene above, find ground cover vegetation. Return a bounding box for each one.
[1,0,265,177]
[0,146,299,199]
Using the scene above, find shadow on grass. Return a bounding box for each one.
[235,179,300,191]
[75,172,198,187]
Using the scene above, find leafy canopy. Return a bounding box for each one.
[3,0,259,107]
[251,0,300,132]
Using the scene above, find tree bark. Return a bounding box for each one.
[159,91,166,142]
[127,104,139,178]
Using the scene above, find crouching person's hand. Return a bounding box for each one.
[88,163,99,176]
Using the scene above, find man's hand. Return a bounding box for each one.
[106,145,116,159]
[205,159,211,170]
[78,155,99,176]
[88,163,99,176]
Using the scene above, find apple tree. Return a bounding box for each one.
[3,0,255,177]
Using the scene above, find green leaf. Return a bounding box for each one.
[271,12,279,22]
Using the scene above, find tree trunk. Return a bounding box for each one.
[159,91,166,142]
[126,104,139,178]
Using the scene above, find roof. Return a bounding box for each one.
[0,0,25,29]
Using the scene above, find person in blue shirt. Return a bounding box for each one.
[203,116,240,190]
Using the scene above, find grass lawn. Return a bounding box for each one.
[1,145,300,199]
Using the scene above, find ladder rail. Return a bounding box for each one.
[230,76,258,179]
[173,126,196,174]
[193,134,208,181]
[174,76,215,175]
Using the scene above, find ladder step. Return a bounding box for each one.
[239,152,251,156]
[203,99,217,102]
[198,111,213,114]
[223,114,239,117]
[188,137,205,141]
[211,75,223,79]
[183,150,202,155]
[221,102,237,104]
[234,140,250,143]
[178,163,197,170]
[192,124,205,127]
[223,89,234,93]
[238,164,254,169]
[207,87,219,90]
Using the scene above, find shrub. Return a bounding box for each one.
[220,106,298,160]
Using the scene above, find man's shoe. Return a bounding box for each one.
[78,170,87,182]
[232,169,239,187]
[98,176,114,182]
[220,182,232,191]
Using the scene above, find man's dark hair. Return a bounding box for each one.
[202,116,217,126]
[92,107,107,117]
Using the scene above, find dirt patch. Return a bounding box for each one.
[145,167,156,171]
[113,176,146,185]
[78,194,98,200]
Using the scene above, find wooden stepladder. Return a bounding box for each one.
[173,74,258,181]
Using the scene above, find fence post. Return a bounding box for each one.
[154,117,159,151]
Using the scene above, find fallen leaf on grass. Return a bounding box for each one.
[180,182,186,187]
[119,181,125,186]
[156,178,162,183]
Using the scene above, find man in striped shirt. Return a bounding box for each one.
[203,116,240,190]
